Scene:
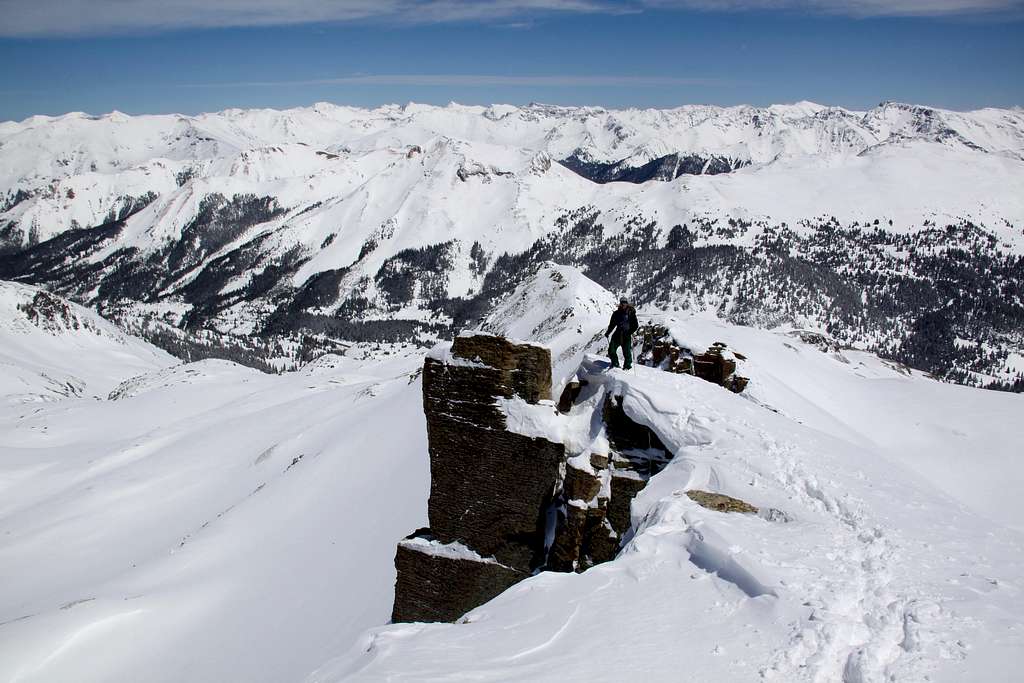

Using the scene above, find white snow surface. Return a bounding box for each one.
[0,280,176,404]
[476,262,617,391]
[399,536,502,566]
[2,267,1023,682]
[2,101,1024,291]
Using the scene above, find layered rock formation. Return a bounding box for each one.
[548,392,678,573]
[638,324,749,393]
[391,531,524,624]
[392,330,754,621]
[391,333,564,623]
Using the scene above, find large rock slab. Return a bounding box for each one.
[451,333,552,403]
[548,502,589,573]
[422,334,563,571]
[391,532,524,624]
[393,333,567,624]
[425,415,564,570]
[607,470,647,537]
[686,490,758,514]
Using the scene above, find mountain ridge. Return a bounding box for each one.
[1,100,1022,391]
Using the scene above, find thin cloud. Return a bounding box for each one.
[1,0,1019,37]
[0,0,628,37]
[642,0,1024,17]
[178,73,738,88]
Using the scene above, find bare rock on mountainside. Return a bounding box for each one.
[394,327,776,621]
[391,532,524,624]
[639,324,749,393]
[392,333,565,623]
[422,335,563,571]
[17,289,97,334]
[449,333,552,404]
[686,490,759,515]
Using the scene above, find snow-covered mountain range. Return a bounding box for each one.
[1,269,1021,682]
[1,101,1022,389]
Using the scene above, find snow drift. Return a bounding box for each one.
[1,268,1022,682]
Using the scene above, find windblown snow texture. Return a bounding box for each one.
[1,268,1022,682]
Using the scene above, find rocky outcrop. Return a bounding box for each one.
[686,489,789,522]
[549,394,677,573]
[686,490,758,514]
[394,331,742,620]
[557,378,586,413]
[391,531,524,624]
[639,325,749,393]
[694,342,749,393]
[391,333,564,623]
[548,454,610,572]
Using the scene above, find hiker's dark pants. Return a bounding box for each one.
[608,330,633,369]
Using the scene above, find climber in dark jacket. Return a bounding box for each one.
[605,298,639,370]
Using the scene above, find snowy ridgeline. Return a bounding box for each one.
[1,267,1023,682]
[1,101,1023,392]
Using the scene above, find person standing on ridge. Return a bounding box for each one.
[605,297,639,370]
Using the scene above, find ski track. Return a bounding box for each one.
[606,361,982,682]
[739,430,966,682]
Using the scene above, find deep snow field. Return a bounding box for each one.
[1,269,1023,682]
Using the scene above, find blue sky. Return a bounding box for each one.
[0,0,1021,121]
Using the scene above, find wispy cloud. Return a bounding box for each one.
[0,0,628,37]
[644,0,1024,17]
[0,0,1020,37]
[178,73,737,88]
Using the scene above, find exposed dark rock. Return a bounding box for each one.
[788,329,845,354]
[639,324,694,374]
[638,325,749,393]
[563,462,601,502]
[550,445,624,572]
[614,448,672,477]
[557,378,585,413]
[393,334,565,623]
[686,490,758,514]
[581,508,619,566]
[603,394,669,453]
[607,470,647,537]
[391,532,524,623]
[424,413,564,570]
[548,503,589,573]
[17,290,85,332]
[693,343,736,385]
[450,334,553,403]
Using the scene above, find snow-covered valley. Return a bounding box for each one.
[2,101,1023,389]
[1,268,1022,682]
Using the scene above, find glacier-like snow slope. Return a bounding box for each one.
[0,280,175,404]
[2,101,1023,279]
[0,298,429,682]
[1,267,1022,682]
[315,267,1024,683]
[475,262,618,391]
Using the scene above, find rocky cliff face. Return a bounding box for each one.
[391,333,564,623]
[393,331,763,622]
[638,324,749,393]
